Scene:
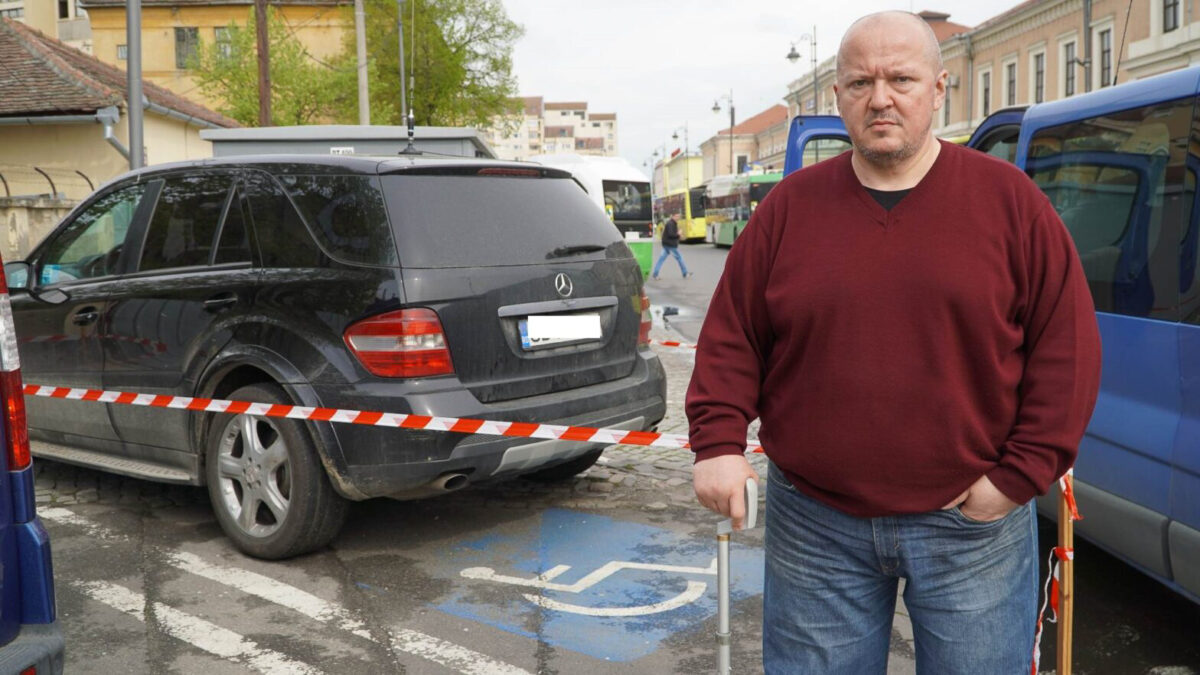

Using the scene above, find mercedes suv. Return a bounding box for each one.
[3,155,666,559]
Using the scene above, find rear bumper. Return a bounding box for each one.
[314,351,666,499]
[0,623,64,675]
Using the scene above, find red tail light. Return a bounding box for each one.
[343,308,455,378]
[638,291,652,346]
[0,284,30,470]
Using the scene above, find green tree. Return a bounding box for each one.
[191,7,340,126]
[334,0,524,127]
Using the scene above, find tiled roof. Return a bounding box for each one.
[0,18,237,127]
[919,10,972,41]
[522,96,543,116]
[718,104,788,136]
[545,101,587,111]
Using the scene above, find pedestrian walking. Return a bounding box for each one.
[686,11,1102,674]
[652,212,691,279]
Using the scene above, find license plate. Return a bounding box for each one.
[519,314,602,350]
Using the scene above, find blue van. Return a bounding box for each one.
[0,264,63,673]
[965,67,1200,604]
[781,115,852,176]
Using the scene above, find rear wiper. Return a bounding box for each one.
[548,244,606,258]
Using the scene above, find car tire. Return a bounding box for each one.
[523,449,604,482]
[205,383,349,559]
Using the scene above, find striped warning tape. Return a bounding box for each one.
[649,339,697,349]
[22,384,764,452]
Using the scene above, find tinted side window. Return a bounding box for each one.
[278,175,397,266]
[1184,106,1200,325]
[975,127,1020,164]
[213,188,253,265]
[243,170,324,268]
[802,136,852,167]
[140,174,230,271]
[1026,97,1191,320]
[38,182,148,284]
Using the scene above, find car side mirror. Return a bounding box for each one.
[3,261,30,290]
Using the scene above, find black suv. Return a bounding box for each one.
[3,155,666,559]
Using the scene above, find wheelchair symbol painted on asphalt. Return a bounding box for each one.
[461,558,718,616]
[434,508,764,662]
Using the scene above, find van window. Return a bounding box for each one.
[801,137,852,167]
[140,174,230,271]
[382,175,626,268]
[1025,97,1191,320]
[1183,107,1200,325]
[279,175,398,267]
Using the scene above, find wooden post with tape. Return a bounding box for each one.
[1057,473,1076,675]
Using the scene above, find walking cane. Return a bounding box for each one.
[1057,472,1078,675]
[717,477,758,675]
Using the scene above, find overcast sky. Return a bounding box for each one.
[500,1,1025,177]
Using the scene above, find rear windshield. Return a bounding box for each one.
[382,175,627,268]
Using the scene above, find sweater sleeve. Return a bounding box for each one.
[685,194,778,462]
[986,201,1102,505]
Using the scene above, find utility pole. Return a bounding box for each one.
[355,0,369,124]
[126,0,143,169]
[255,0,271,126]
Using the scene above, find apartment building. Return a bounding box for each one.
[784,2,1196,139]
[0,0,91,50]
[487,97,618,161]
[79,0,350,109]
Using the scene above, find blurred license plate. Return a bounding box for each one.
[519,314,601,350]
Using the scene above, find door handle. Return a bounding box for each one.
[71,308,99,326]
[203,293,238,311]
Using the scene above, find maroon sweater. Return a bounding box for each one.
[686,141,1102,516]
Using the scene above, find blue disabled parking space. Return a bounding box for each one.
[434,508,764,662]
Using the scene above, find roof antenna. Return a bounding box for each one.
[397,0,421,155]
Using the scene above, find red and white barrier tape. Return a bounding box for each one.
[649,339,697,350]
[1031,469,1080,674]
[22,383,764,452]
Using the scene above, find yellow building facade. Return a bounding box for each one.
[81,0,351,109]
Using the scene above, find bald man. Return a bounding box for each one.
[687,11,1100,673]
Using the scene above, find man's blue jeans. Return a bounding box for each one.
[652,245,688,277]
[763,462,1038,674]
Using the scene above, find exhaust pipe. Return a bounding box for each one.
[430,473,469,492]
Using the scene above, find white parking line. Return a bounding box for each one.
[76,580,323,675]
[166,551,372,640]
[391,629,532,675]
[42,507,533,675]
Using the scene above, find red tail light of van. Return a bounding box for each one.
[0,280,30,470]
[343,308,455,378]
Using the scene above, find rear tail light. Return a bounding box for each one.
[0,278,31,470]
[638,291,652,346]
[343,308,455,378]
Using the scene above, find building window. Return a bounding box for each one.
[736,155,749,173]
[1064,42,1076,96]
[981,71,991,117]
[215,27,232,59]
[1006,62,1017,106]
[0,8,24,18]
[1165,0,1180,33]
[1033,52,1045,103]
[175,27,199,69]
[58,0,70,19]
[1099,29,1112,87]
[117,44,127,60]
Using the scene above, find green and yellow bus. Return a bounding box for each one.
[654,186,707,243]
[706,172,783,248]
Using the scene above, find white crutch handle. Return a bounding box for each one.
[717,478,758,535]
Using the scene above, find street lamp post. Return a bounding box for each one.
[671,124,691,192]
[712,90,735,175]
[787,27,818,115]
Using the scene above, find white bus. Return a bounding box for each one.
[528,154,653,237]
